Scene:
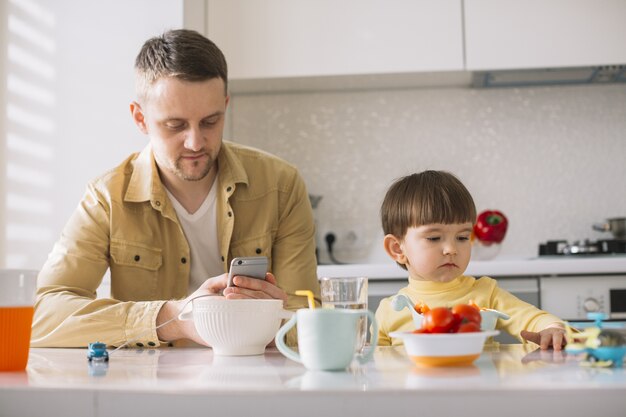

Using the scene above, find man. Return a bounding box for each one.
[32,29,319,348]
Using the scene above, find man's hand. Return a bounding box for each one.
[521,326,567,351]
[223,272,288,305]
[156,273,230,345]
[156,272,287,345]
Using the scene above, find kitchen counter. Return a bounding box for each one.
[318,255,626,279]
[1,345,625,417]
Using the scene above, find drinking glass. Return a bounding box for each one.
[0,269,38,371]
[319,276,368,352]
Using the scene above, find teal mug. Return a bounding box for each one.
[275,308,378,371]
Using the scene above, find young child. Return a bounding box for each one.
[375,170,566,350]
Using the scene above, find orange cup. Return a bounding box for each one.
[0,269,38,371]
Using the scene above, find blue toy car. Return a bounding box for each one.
[87,342,109,362]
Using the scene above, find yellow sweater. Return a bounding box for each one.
[375,275,564,346]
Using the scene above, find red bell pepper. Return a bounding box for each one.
[473,210,508,243]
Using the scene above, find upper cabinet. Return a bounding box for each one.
[199,0,626,89]
[465,0,626,70]
[207,0,464,80]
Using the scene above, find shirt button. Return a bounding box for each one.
[134,255,140,262]
[155,201,161,207]
[136,342,144,347]
[181,257,187,264]
[221,256,225,261]
[226,186,232,192]
[256,248,262,254]
[227,211,232,217]
[148,341,156,347]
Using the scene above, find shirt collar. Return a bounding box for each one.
[124,144,166,204]
[216,140,249,188]
[408,275,465,292]
[124,141,249,204]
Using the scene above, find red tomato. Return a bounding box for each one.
[414,301,430,315]
[412,328,430,334]
[457,321,481,333]
[422,307,456,333]
[449,316,461,333]
[452,304,482,325]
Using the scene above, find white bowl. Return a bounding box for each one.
[185,297,293,356]
[390,330,499,367]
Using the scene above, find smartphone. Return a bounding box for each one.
[227,256,268,287]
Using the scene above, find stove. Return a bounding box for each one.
[539,239,626,256]
[539,239,626,326]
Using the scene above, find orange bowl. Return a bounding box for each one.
[390,330,499,367]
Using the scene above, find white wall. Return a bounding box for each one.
[230,84,626,263]
[0,0,8,267]
[3,1,625,270]
[2,0,184,269]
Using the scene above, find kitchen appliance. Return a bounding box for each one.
[538,239,626,333]
[473,65,626,88]
[541,275,626,336]
[539,239,626,256]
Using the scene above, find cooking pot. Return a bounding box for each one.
[593,217,626,240]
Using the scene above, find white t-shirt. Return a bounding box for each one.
[164,181,222,294]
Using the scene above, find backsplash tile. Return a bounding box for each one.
[230,84,626,263]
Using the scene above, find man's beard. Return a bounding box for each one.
[174,157,213,181]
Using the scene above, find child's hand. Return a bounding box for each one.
[520,327,567,351]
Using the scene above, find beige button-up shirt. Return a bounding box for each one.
[32,141,320,347]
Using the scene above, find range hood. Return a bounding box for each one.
[473,65,626,88]
[229,66,626,93]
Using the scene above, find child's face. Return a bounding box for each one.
[397,222,473,282]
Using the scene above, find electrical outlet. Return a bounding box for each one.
[318,227,368,264]
[324,232,337,249]
[344,230,358,246]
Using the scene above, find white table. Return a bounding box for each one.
[1,344,625,417]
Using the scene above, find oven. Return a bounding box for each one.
[537,238,626,333]
[540,274,626,334]
[540,275,626,319]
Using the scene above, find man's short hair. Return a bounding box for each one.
[134,29,228,101]
[380,170,477,240]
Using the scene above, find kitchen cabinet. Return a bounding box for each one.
[195,0,626,92]
[464,0,626,70]
[198,0,626,91]
[206,0,464,80]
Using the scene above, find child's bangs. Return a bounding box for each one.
[381,171,477,239]
[407,186,476,227]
